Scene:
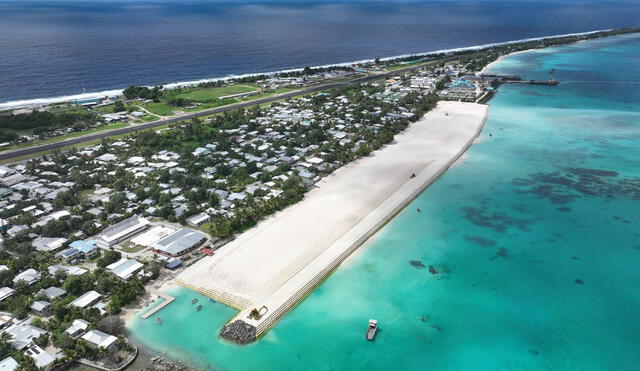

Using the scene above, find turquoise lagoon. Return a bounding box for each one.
[129,34,640,370]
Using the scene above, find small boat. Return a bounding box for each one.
[209,298,217,303]
[196,305,203,312]
[191,298,198,304]
[365,319,378,341]
[156,317,162,324]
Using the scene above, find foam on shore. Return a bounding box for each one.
[0,29,609,111]
[176,101,489,341]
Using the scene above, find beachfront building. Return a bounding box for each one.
[96,215,150,248]
[150,228,207,257]
[106,259,144,280]
[442,79,477,101]
[81,330,118,351]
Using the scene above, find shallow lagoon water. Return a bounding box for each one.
[129,34,640,370]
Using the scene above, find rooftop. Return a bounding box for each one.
[70,290,102,308]
[81,330,118,349]
[151,228,207,256]
[107,259,144,280]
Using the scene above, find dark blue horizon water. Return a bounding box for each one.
[0,0,639,104]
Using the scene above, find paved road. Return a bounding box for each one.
[0,59,449,162]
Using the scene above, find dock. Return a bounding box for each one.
[141,292,175,319]
[478,74,559,85]
[505,79,560,85]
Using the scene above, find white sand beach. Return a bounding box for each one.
[176,101,489,334]
[481,49,534,74]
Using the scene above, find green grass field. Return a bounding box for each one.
[176,84,258,102]
[141,84,297,116]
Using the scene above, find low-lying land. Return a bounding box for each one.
[176,101,489,342]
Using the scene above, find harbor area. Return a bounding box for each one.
[174,101,489,342]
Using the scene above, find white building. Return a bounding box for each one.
[96,216,150,248]
[107,259,144,280]
[81,330,118,351]
[70,290,102,309]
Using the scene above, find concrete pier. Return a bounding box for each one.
[141,292,175,319]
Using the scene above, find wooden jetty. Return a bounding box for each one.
[141,292,176,319]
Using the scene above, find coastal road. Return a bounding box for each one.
[0,58,452,163]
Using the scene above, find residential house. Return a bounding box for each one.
[65,319,89,339]
[12,269,40,286]
[81,330,118,351]
[70,291,102,309]
[29,301,51,317]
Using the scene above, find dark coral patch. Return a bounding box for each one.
[465,235,497,247]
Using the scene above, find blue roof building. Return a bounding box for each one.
[447,79,476,90]
[69,240,98,255]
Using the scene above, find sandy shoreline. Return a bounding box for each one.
[481,48,535,74]
[173,101,489,337]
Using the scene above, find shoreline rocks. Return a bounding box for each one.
[220,320,257,344]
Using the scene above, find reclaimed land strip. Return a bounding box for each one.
[0,57,455,163]
[175,101,489,342]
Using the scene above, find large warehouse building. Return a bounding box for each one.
[150,229,207,257]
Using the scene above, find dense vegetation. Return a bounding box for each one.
[0,110,97,136]
[122,85,163,101]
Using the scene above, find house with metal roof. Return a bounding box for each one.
[12,269,40,286]
[65,319,90,339]
[32,237,67,252]
[70,290,102,309]
[186,212,210,227]
[107,259,144,280]
[29,301,51,317]
[0,356,18,371]
[0,287,14,302]
[24,344,56,369]
[81,330,118,351]
[48,264,87,277]
[150,229,207,257]
[40,287,66,301]
[5,321,46,350]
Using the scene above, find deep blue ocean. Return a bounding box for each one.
[1,0,639,106]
